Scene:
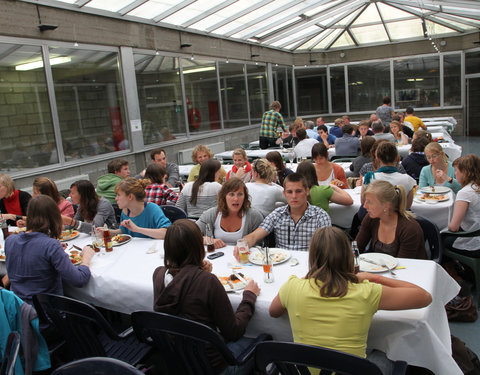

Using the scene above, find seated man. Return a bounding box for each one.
[405,106,427,132]
[334,124,360,157]
[354,120,374,138]
[241,173,331,251]
[317,125,336,147]
[137,148,180,187]
[305,121,318,140]
[281,123,300,148]
[371,120,396,142]
[96,158,130,204]
[293,128,318,159]
[329,118,344,138]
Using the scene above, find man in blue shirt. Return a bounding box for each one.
[317,125,336,148]
[329,118,344,138]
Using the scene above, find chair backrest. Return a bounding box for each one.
[51,357,144,375]
[0,332,20,375]
[255,341,383,375]
[160,205,187,222]
[131,311,236,375]
[415,215,442,263]
[331,157,356,163]
[33,294,121,360]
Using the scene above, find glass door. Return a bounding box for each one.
[466,77,480,136]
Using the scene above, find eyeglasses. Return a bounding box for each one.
[426,154,441,160]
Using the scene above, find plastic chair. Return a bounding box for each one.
[415,215,442,263]
[51,357,144,375]
[131,311,272,375]
[0,332,20,375]
[331,156,356,163]
[32,294,151,366]
[160,205,187,222]
[441,228,480,300]
[255,341,408,375]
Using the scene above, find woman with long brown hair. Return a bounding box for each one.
[265,151,293,187]
[33,177,74,217]
[311,143,347,188]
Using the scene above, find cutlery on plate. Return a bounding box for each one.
[233,272,248,285]
[359,256,383,267]
[380,259,396,276]
[72,244,82,251]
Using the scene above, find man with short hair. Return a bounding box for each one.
[282,123,300,148]
[316,117,325,130]
[259,101,286,149]
[239,173,331,251]
[405,107,426,132]
[371,121,396,142]
[293,128,318,158]
[342,115,351,126]
[304,121,318,140]
[137,148,180,187]
[97,158,130,204]
[334,124,360,157]
[329,118,344,138]
[354,120,374,138]
[317,125,336,148]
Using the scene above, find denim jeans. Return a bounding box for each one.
[220,337,256,375]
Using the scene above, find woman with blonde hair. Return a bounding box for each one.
[419,142,461,193]
[270,226,431,368]
[109,177,171,239]
[196,178,263,248]
[187,144,226,184]
[356,180,426,258]
[389,120,408,145]
[246,159,286,217]
[226,148,253,183]
[0,174,31,225]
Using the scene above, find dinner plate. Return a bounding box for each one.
[65,249,82,265]
[359,253,398,273]
[420,186,451,194]
[248,248,291,265]
[101,234,132,247]
[59,230,80,242]
[216,274,247,292]
[0,251,5,263]
[416,193,449,203]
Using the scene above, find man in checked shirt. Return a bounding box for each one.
[259,101,286,149]
[236,173,331,252]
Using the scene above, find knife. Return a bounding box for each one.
[359,256,385,268]
[233,272,248,285]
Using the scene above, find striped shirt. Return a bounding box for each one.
[260,110,286,138]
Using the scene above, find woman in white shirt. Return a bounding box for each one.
[446,154,480,256]
[246,159,286,217]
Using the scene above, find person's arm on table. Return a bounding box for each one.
[329,185,353,206]
[233,227,269,261]
[120,219,167,239]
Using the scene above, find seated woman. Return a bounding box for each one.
[246,159,286,217]
[196,178,264,249]
[177,160,222,218]
[266,151,293,187]
[0,174,31,225]
[153,219,260,374]
[311,143,347,189]
[5,195,94,304]
[356,180,427,259]
[61,180,117,233]
[350,136,375,178]
[419,142,461,194]
[187,144,226,184]
[34,177,74,217]
[445,154,480,257]
[389,120,409,145]
[144,163,178,206]
[226,148,253,183]
[296,161,353,213]
[269,226,431,368]
[110,178,171,239]
[401,136,430,182]
[358,139,407,182]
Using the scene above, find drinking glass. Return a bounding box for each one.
[205,224,215,253]
[288,151,295,167]
[263,253,274,283]
[237,239,249,264]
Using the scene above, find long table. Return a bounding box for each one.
[61,235,460,375]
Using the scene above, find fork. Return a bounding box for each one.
[380,259,396,276]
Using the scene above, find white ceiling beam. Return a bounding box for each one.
[153,0,196,23]
[74,0,91,7]
[118,0,149,16]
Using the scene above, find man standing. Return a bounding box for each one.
[137,148,179,187]
[97,158,130,204]
[239,173,331,251]
[259,101,286,149]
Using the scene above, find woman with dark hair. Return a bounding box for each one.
[401,136,430,182]
[296,161,352,213]
[196,178,263,248]
[265,151,293,187]
[33,177,74,217]
[153,219,260,374]
[350,136,375,177]
[144,163,179,206]
[61,180,117,234]
[176,159,222,218]
[109,177,171,239]
[0,174,31,225]
[270,226,431,370]
[5,195,94,304]
[311,143,347,188]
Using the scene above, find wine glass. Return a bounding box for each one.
[288,151,295,168]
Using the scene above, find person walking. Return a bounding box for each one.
[259,101,286,149]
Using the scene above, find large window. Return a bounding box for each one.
[218,62,249,129]
[50,47,128,159]
[394,56,440,108]
[0,44,57,172]
[465,51,480,75]
[246,64,268,122]
[134,54,186,145]
[444,54,461,106]
[272,65,293,120]
[296,68,328,115]
[330,66,346,113]
[348,61,390,112]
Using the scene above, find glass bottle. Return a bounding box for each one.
[352,241,360,274]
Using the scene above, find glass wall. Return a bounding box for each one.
[181,58,220,133]
[295,68,328,115]
[272,65,293,119]
[444,54,461,106]
[134,54,186,145]
[246,64,268,122]
[465,50,480,75]
[394,56,440,108]
[218,62,249,129]
[348,61,390,112]
[0,44,57,172]
[50,47,128,159]
[330,66,346,113]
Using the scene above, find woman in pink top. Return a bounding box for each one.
[32,177,74,218]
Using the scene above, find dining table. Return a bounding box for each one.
[46,232,462,375]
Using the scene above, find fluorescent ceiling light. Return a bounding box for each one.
[407,78,424,82]
[178,66,216,75]
[15,57,71,71]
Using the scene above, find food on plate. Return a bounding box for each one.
[59,230,79,241]
[68,250,82,265]
[111,234,131,245]
[12,227,26,234]
[217,273,246,291]
[249,248,288,264]
[0,253,5,260]
[420,193,446,201]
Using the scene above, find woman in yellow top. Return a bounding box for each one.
[187,144,226,184]
[269,226,431,370]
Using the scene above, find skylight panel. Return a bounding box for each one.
[377,2,415,21]
[85,0,134,13]
[434,16,476,31]
[295,30,332,50]
[303,0,342,17]
[386,18,423,40]
[425,20,458,36]
[270,25,321,48]
[353,3,381,26]
[129,0,179,20]
[162,0,225,25]
[331,31,355,48]
[443,6,480,18]
[317,29,343,49]
[350,24,389,44]
[255,18,302,39]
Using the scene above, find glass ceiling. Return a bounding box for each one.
[22,0,480,52]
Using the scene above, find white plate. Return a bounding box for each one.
[65,249,82,265]
[101,234,132,247]
[419,186,451,194]
[359,253,398,273]
[59,230,80,242]
[416,193,449,203]
[216,275,247,292]
[248,248,291,265]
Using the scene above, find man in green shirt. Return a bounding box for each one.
[259,101,286,149]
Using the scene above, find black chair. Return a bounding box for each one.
[160,205,187,222]
[255,341,408,375]
[415,215,442,263]
[0,332,20,375]
[112,203,123,224]
[132,311,272,375]
[331,156,356,163]
[32,294,151,366]
[51,357,144,375]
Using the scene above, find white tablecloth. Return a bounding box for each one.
[63,235,460,375]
